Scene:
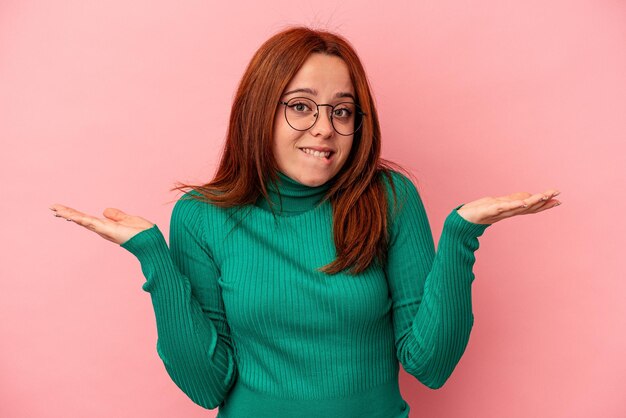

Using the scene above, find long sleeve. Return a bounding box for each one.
[119,192,237,408]
[384,173,490,389]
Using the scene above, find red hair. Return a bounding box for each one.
[172,26,417,275]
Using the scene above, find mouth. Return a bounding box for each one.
[299,147,335,161]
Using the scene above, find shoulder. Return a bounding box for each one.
[170,190,210,232]
[377,168,423,214]
[375,168,431,244]
[172,188,234,225]
[173,189,230,214]
[379,169,414,192]
[172,188,244,233]
[173,189,208,212]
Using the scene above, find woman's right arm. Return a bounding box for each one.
[119,193,237,409]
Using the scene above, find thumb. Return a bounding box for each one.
[103,207,128,221]
[506,192,532,200]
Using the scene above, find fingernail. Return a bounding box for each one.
[541,196,548,201]
[555,202,562,206]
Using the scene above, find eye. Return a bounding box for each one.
[289,101,313,112]
[333,107,353,118]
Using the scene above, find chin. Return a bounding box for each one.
[295,173,332,187]
[299,178,325,187]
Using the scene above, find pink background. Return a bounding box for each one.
[2,0,624,417]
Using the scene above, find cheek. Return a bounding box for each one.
[274,108,293,134]
[272,126,299,165]
[273,127,294,150]
[334,139,354,169]
[341,139,354,157]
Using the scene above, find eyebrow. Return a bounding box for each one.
[282,88,356,102]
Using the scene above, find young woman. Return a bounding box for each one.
[50,26,561,418]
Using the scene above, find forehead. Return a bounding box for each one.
[285,53,354,94]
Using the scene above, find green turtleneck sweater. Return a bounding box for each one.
[120,170,490,418]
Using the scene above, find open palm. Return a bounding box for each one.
[456,189,561,225]
[49,204,154,245]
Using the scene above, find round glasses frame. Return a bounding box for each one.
[278,96,367,136]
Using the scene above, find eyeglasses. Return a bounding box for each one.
[278,96,366,136]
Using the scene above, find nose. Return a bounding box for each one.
[309,104,334,138]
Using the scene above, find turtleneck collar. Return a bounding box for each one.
[255,171,331,216]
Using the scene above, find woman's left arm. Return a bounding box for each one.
[383,172,560,389]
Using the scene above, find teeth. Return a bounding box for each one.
[301,148,331,158]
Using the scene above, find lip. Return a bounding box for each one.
[298,146,335,153]
[299,147,334,165]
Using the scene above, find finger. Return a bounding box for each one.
[534,200,562,212]
[50,204,88,220]
[545,189,560,197]
[50,204,106,232]
[502,192,533,201]
[494,199,529,213]
[492,197,539,218]
[511,197,562,216]
[491,189,562,220]
[519,189,558,205]
[103,207,128,221]
[539,189,560,200]
[523,192,551,207]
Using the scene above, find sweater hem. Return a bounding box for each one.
[217,377,410,418]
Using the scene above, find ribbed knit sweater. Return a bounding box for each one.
[120,170,490,418]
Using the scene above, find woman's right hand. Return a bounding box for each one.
[49,204,155,245]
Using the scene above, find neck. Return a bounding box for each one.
[255,171,331,216]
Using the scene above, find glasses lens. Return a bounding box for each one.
[284,97,364,135]
[331,102,362,136]
[285,97,317,131]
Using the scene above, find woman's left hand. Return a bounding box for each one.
[456,189,561,225]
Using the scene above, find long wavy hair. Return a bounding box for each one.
[172,26,417,275]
